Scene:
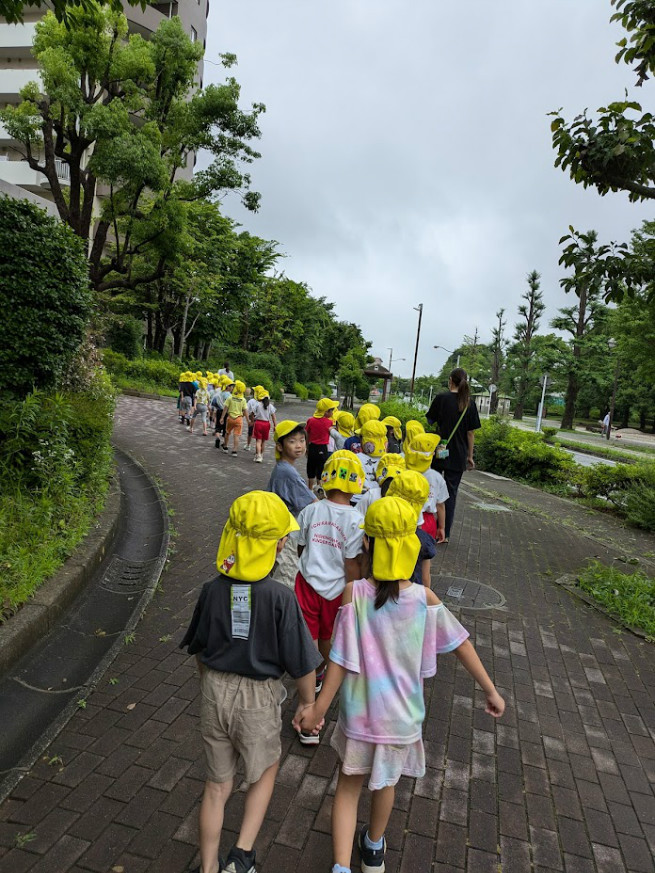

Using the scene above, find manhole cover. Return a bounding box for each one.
[435,576,505,610]
[101,556,158,595]
[474,502,512,513]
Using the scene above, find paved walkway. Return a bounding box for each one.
[1,395,654,873]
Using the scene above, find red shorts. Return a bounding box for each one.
[421,511,437,540]
[253,420,271,441]
[295,572,342,641]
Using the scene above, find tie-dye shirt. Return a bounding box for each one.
[330,578,469,744]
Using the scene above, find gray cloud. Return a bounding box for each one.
[201,1,652,377]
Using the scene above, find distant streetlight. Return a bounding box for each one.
[607,338,619,441]
[434,345,461,367]
[410,304,423,402]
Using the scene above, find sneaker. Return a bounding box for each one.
[215,438,221,448]
[298,730,320,746]
[315,669,325,694]
[358,826,386,873]
[231,451,238,456]
[222,446,229,453]
[244,444,252,451]
[186,425,191,431]
[221,846,256,873]
[255,455,263,463]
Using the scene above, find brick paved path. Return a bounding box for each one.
[1,395,654,873]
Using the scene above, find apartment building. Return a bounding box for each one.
[0,0,209,209]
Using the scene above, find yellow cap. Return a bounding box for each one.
[321,450,365,495]
[360,420,388,458]
[179,372,186,381]
[405,434,441,472]
[403,420,425,455]
[233,380,246,398]
[334,410,355,438]
[381,416,402,441]
[216,491,299,583]
[195,371,202,378]
[387,470,429,520]
[375,453,406,486]
[313,397,339,418]
[199,378,208,387]
[354,403,381,432]
[274,420,305,460]
[253,385,268,401]
[363,496,421,581]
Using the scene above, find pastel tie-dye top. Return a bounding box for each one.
[330,578,469,744]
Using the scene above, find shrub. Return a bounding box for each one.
[575,560,655,637]
[377,400,428,429]
[104,315,144,359]
[576,462,655,508]
[293,382,309,401]
[306,382,323,400]
[221,349,284,381]
[102,350,180,391]
[475,417,575,485]
[625,483,655,532]
[542,427,559,441]
[0,197,92,396]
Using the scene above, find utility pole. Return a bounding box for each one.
[409,304,423,402]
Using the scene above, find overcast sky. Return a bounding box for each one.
[201,1,652,379]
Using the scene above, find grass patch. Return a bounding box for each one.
[113,376,177,397]
[575,560,655,638]
[550,436,640,465]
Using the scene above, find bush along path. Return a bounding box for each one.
[0,396,653,873]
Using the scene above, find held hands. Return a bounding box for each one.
[292,702,324,736]
[485,689,505,718]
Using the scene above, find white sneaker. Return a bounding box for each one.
[255,455,263,463]
[244,445,252,451]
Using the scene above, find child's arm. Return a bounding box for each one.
[421,559,431,587]
[454,640,504,717]
[292,670,318,726]
[436,503,446,542]
[344,556,361,583]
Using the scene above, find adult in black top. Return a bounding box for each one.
[426,367,481,540]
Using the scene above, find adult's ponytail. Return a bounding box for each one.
[450,367,470,412]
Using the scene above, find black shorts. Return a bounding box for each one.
[307,443,329,480]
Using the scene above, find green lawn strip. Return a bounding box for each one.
[549,437,643,465]
[573,560,655,640]
[113,376,178,398]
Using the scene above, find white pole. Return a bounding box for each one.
[536,376,548,433]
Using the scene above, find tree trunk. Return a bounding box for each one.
[561,373,578,429]
[620,405,630,428]
[205,340,213,361]
[513,378,526,420]
[146,311,154,351]
[640,409,647,431]
[178,294,192,357]
[172,326,181,359]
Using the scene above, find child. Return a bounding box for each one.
[380,416,403,454]
[354,453,405,517]
[294,450,365,744]
[189,377,210,436]
[387,470,437,588]
[405,434,449,542]
[213,376,233,449]
[402,419,424,455]
[252,390,277,463]
[181,491,322,873]
[294,496,505,873]
[330,411,355,450]
[353,403,381,433]
[305,397,339,491]
[245,388,259,452]
[268,421,316,588]
[358,420,388,491]
[220,380,248,456]
[179,371,196,426]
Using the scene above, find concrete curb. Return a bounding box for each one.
[0,471,122,679]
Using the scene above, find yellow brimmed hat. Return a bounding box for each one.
[363,496,421,582]
[354,403,381,432]
[216,491,299,583]
[334,410,355,438]
[233,380,246,398]
[388,470,429,522]
[380,416,402,441]
[274,420,305,459]
[405,434,441,472]
[313,397,339,418]
[375,453,406,486]
[253,385,268,401]
[403,420,425,455]
[321,449,365,495]
[360,420,388,458]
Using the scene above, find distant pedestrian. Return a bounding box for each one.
[252,390,277,463]
[294,496,504,873]
[380,416,403,454]
[426,368,481,541]
[306,398,339,492]
[180,491,322,873]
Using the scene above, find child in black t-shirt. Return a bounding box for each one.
[181,491,322,873]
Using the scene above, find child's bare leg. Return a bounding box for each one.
[236,760,279,850]
[332,770,365,868]
[199,778,233,873]
[369,784,394,842]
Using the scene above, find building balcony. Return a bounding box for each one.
[0,22,37,58]
[0,67,42,102]
[0,157,69,194]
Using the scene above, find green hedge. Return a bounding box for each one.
[575,560,655,637]
[293,382,309,401]
[377,400,428,429]
[475,417,576,485]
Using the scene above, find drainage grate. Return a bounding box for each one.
[100,556,159,595]
[435,577,506,610]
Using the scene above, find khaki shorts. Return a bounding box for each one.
[200,669,285,784]
[271,535,299,590]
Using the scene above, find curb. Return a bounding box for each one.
[0,470,122,679]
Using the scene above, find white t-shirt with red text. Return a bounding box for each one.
[297,500,365,600]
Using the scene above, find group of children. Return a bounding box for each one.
[177,369,277,462]
[181,398,505,873]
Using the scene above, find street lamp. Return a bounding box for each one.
[607,338,619,441]
[409,304,423,402]
[434,345,461,367]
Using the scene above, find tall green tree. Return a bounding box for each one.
[489,308,506,414]
[0,6,263,293]
[0,0,143,25]
[512,271,545,420]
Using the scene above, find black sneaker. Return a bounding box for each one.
[358,826,386,872]
[215,437,221,448]
[315,669,325,694]
[221,846,256,873]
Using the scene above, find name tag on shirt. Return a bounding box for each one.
[231,585,252,640]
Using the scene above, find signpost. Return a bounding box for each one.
[488,383,497,417]
[536,374,551,433]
